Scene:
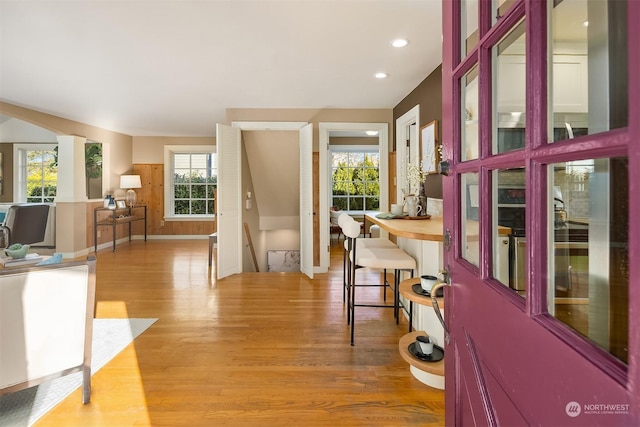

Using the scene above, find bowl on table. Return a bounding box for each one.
[5,243,30,259]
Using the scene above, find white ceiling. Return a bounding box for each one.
[0,0,443,137]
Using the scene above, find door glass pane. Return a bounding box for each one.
[493,0,517,25]
[462,65,479,161]
[461,172,479,267]
[550,0,628,142]
[462,0,479,57]
[493,20,526,154]
[494,168,526,295]
[549,157,628,364]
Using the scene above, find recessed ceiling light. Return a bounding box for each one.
[375,72,388,79]
[366,130,379,136]
[391,38,408,48]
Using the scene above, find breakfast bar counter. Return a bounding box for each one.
[365,212,511,241]
[364,213,444,241]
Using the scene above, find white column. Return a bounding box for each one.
[55,135,88,257]
[56,135,88,202]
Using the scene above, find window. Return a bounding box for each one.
[15,144,57,203]
[164,146,216,219]
[330,148,379,212]
[15,142,104,202]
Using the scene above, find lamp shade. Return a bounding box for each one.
[120,175,141,189]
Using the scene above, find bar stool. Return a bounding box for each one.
[342,217,416,345]
[339,214,396,307]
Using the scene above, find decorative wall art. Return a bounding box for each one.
[420,120,439,174]
[0,153,3,195]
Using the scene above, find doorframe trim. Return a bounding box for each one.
[395,105,420,203]
[319,122,389,272]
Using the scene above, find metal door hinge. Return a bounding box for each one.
[444,228,452,251]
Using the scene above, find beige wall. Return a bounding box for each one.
[226,108,393,151]
[131,108,391,163]
[132,136,215,164]
[0,101,134,197]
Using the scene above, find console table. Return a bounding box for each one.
[94,206,147,252]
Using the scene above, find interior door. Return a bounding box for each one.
[299,123,313,279]
[216,123,242,279]
[442,0,637,425]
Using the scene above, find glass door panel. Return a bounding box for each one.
[550,0,628,142]
[493,20,526,154]
[493,0,517,25]
[461,172,480,267]
[494,168,526,295]
[462,65,479,161]
[549,157,629,363]
[462,0,479,57]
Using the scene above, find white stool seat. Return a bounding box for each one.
[344,237,396,250]
[353,247,416,270]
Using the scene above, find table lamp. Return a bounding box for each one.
[120,175,142,207]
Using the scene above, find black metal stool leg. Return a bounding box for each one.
[350,256,357,346]
[409,301,413,332]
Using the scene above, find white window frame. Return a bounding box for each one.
[163,145,216,221]
[329,144,380,214]
[13,143,57,203]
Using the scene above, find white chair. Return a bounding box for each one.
[339,213,396,306]
[329,209,343,244]
[0,204,50,247]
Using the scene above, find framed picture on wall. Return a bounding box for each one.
[420,120,439,174]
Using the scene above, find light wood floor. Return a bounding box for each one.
[39,240,445,426]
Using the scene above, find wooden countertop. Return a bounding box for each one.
[365,212,511,241]
[365,213,444,241]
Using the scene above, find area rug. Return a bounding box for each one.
[0,318,158,427]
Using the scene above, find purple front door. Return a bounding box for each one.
[441,0,639,425]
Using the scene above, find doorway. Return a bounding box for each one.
[318,122,388,272]
[216,121,313,279]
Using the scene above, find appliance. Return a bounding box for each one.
[497,185,586,292]
[496,186,526,291]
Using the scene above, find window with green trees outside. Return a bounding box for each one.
[331,150,379,212]
[26,148,57,203]
[172,152,217,216]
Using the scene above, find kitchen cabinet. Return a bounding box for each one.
[496,54,588,113]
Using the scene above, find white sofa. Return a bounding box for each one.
[0,256,97,403]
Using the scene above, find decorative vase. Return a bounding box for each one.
[107,196,116,210]
[405,195,422,217]
[418,184,428,216]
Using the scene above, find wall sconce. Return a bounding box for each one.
[120,175,142,207]
[245,191,252,210]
